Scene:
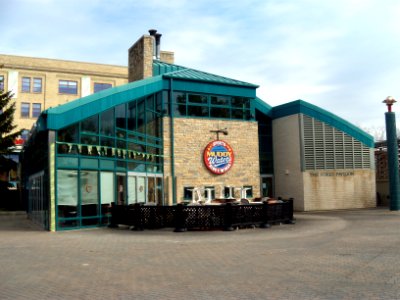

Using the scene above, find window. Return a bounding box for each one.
[243,186,253,198]
[188,94,207,104]
[204,186,215,201]
[33,78,42,93]
[22,77,31,92]
[59,80,77,94]
[170,92,252,120]
[32,103,42,118]
[94,83,112,93]
[183,187,194,200]
[21,77,43,93]
[21,103,30,118]
[0,75,4,91]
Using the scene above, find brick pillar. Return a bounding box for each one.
[128,35,154,82]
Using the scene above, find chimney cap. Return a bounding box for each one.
[149,29,157,36]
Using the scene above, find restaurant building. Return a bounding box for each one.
[21,30,376,231]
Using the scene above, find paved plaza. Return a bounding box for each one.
[0,208,400,299]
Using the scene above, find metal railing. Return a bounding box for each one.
[109,199,295,232]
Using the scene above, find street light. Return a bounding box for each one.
[210,128,228,140]
[383,96,400,210]
[383,96,397,112]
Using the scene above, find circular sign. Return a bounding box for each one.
[203,140,234,174]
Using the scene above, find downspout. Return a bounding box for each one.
[169,78,176,204]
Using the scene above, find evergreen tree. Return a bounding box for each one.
[0,90,21,154]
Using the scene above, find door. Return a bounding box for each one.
[137,176,146,203]
[261,176,273,198]
[116,174,126,205]
[147,177,156,204]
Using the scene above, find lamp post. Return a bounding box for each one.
[383,96,400,210]
[210,128,228,140]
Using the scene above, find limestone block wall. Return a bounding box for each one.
[128,35,153,82]
[163,117,260,204]
[273,113,376,211]
[272,115,305,210]
[303,170,376,210]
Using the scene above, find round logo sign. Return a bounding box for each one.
[203,140,234,174]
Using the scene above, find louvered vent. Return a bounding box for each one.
[302,115,372,170]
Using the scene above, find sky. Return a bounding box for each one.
[1,0,400,138]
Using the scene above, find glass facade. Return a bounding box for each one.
[22,82,275,231]
[55,92,164,230]
[170,92,253,120]
[256,109,273,174]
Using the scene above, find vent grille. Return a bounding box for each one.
[302,115,372,170]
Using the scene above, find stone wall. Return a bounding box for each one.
[128,35,153,82]
[303,170,376,210]
[273,113,376,211]
[163,117,260,204]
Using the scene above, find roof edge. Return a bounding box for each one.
[254,98,273,117]
[272,99,374,147]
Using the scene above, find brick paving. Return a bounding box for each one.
[0,208,400,299]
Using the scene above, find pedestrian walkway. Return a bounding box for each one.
[0,208,399,299]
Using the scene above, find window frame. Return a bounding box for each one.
[94,82,112,93]
[21,77,31,93]
[21,102,30,118]
[0,75,4,91]
[59,80,78,95]
[33,78,42,93]
[32,103,42,118]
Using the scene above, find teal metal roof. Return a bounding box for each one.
[45,75,165,130]
[272,100,374,147]
[153,60,187,75]
[254,97,273,117]
[39,61,259,131]
[153,60,259,88]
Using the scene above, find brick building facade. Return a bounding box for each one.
[20,30,376,231]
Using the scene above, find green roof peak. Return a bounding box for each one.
[153,60,258,88]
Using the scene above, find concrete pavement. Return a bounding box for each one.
[0,208,400,299]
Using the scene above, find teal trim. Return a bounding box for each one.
[254,97,273,117]
[169,78,177,204]
[170,79,256,98]
[271,100,374,147]
[46,76,165,130]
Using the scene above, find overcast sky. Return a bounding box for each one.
[2,0,400,137]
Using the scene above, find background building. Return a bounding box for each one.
[0,55,129,133]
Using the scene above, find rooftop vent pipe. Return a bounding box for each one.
[154,33,162,60]
[148,29,157,59]
[148,29,162,60]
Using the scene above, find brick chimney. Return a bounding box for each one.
[128,29,175,82]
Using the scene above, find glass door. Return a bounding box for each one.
[147,177,156,204]
[155,177,163,205]
[127,176,137,204]
[116,173,126,205]
[100,172,114,224]
[261,176,273,198]
[137,176,146,203]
